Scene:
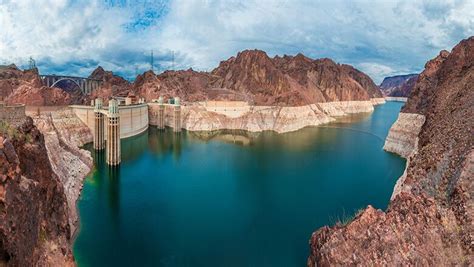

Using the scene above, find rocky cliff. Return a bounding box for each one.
[0,118,74,266]
[308,37,474,265]
[32,109,93,234]
[379,74,418,97]
[0,65,72,106]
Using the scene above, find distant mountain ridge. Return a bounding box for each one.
[1,50,383,106]
[129,49,383,106]
[379,74,418,97]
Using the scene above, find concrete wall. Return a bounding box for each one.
[0,102,26,126]
[70,104,149,139]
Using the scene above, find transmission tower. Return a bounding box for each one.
[28,57,36,70]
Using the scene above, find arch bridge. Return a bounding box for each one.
[40,75,102,95]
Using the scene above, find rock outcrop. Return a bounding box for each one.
[0,65,72,106]
[308,37,474,265]
[0,118,74,266]
[379,74,418,97]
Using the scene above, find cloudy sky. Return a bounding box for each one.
[1,0,473,83]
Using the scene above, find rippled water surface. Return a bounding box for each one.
[74,102,406,266]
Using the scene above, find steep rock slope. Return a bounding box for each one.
[0,118,74,266]
[308,37,474,266]
[379,74,418,97]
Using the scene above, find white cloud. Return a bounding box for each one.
[0,0,473,83]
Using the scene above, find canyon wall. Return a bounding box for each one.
[308,37,474,266]
[32,109,93,234]
[379,74,418,97]
[0,118,75,266]
[149,99,384,133]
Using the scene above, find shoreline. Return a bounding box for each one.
[150,98,386,134]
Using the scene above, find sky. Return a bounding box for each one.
[1,0,473,84]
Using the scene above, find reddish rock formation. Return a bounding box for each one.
[379,74,419,97]
[133,50,382,105]
[0,65,71,106]
[308,37,474,266]
[134,69,211,102]
[87,66,132,104]
[0,118,74,266]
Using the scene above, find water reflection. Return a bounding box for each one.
[188,129,260,146]
[121,131,149,161]
[106,166,121,222]
[147,127,184,159]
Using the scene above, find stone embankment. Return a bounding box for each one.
[150,98,385,133]
[32,108,93,235]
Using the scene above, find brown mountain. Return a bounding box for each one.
[308,37,474,265]
[0,65,71,105]
[133,49,383,106]
[134,69,211,102]
[379,74,419,97]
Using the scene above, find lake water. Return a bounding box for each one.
[74,101,406,266]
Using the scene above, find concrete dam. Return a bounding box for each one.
[70,97,182,166]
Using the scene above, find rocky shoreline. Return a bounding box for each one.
[150,98,386,133]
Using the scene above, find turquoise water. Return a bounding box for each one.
[74,102,405,267]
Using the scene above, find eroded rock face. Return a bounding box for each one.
[0,118,74,266]
[383,113,425,159]
[0,65,72,106]
[379,74,418,97]
[149,100,380,133]
[308,36,474,266]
